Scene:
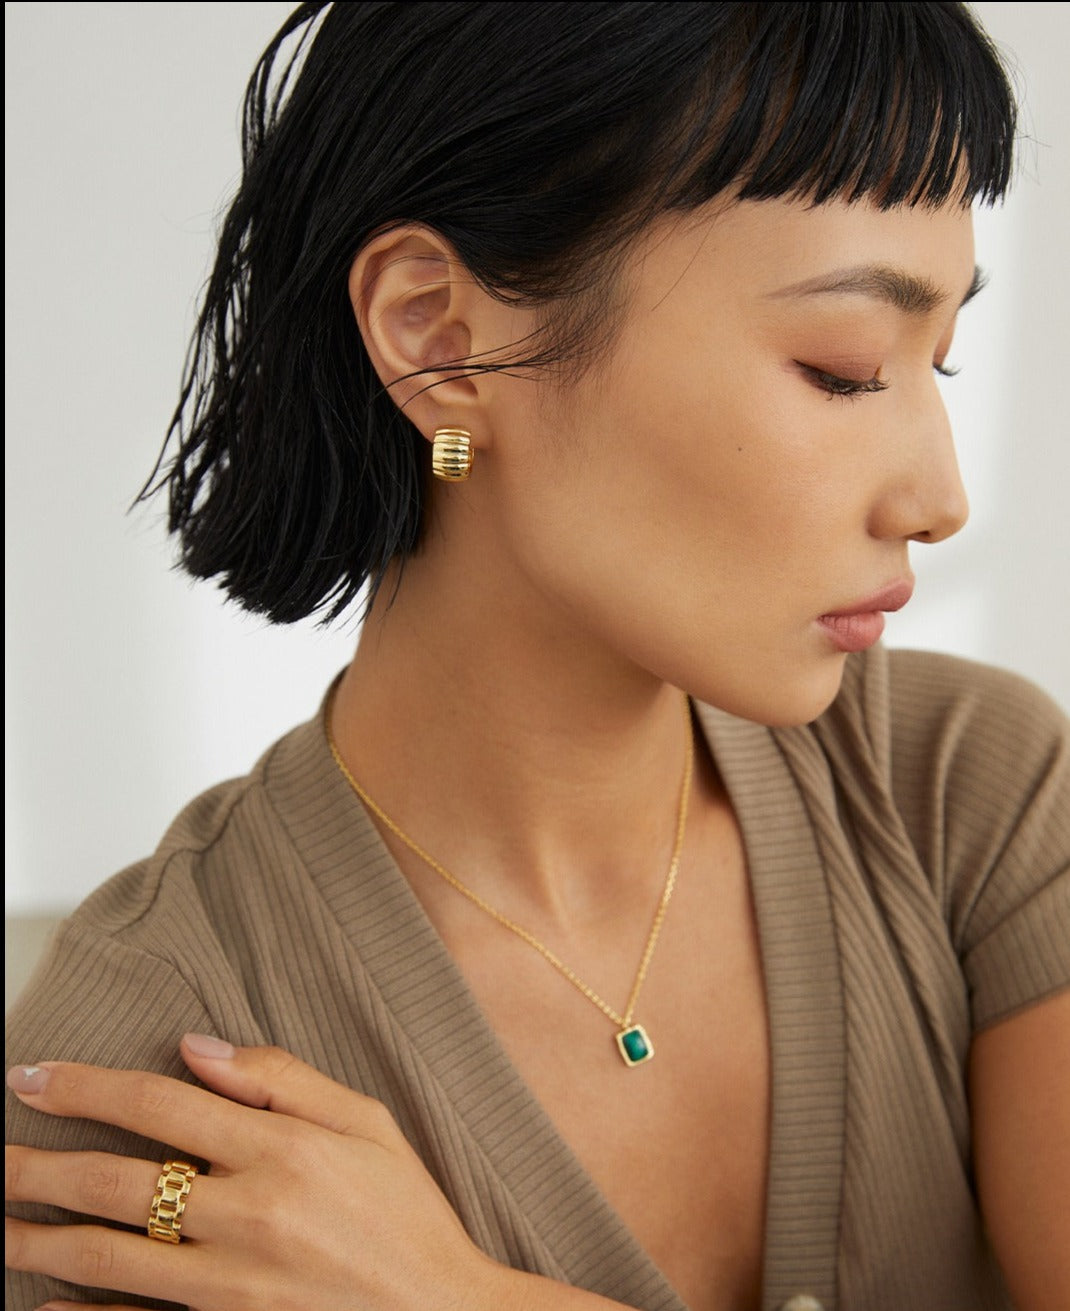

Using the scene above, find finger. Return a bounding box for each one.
[6,1146,212,1240]
[180,1036,403,1142]
[28,1304,132,1311]
[31,1304,133,1311]
[4,1215,214,1308]
[6,1062,265,1171]
[32,1300,132,1311]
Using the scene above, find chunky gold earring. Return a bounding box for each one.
[431,428,474,481]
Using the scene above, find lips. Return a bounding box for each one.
[817,579,915,653]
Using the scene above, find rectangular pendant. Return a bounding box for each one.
[615,1024,654,1066]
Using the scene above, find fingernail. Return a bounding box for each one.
[6,1065,51,1094]
[183,1032,235,1059]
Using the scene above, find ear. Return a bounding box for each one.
[348,225,513,443]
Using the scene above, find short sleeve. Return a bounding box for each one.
[886,650,1070,1030]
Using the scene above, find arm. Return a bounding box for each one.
[6,1039,637,1311]
[969,988,1070,1311]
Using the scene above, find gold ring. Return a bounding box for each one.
[147,1159,198,1243]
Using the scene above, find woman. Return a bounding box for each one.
[6,3,1069,1310]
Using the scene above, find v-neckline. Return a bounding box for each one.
[286,696,846,1310]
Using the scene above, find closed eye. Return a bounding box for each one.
[797,363,889,399]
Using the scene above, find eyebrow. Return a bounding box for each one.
[769,263,986,315]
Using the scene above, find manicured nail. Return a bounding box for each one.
[183,1032,235,1059]
[6,1065,51,1094]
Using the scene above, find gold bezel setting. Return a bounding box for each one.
[616,1023,654,1067]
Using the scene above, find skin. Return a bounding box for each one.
[331,194,974,916]
[6,194,1070,1309]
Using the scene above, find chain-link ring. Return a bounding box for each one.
[147,1159,198,1243]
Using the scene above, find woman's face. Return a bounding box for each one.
[479,195,977,725]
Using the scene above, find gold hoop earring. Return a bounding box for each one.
[431,428,474,482]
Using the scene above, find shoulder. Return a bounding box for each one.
[867,648,1068,875]
[815,644,1068,806]
[881,646,1067,765]
[6,711,337,1063]
[818,646,1070,1027]
[69,709,333,941]
[825,644,1069,875]
[5,769,271,1078]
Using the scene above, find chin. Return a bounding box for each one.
[688,655,848,728]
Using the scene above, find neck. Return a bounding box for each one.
[329,552,697,926]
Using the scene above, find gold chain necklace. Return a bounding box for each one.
[326,697,694,1067]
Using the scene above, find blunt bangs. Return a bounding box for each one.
[670,2,1016,210]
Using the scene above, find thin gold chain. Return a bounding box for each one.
[326,698,694,1031]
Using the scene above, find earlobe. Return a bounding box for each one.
[348,227,480,430]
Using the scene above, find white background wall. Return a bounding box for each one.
[6,2,1069,917]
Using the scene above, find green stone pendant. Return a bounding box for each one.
[615,1024,654,1067]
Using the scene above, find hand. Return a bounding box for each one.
[5,1035,506,1311]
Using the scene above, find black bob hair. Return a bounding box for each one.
[144,1,1016,625]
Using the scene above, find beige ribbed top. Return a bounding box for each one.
[7,647,1070,1311]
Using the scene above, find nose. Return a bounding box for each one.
[867,388,970,545]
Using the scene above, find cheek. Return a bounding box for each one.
[634,356,836,550]
[484,364,856,724]
[490,329,861,623]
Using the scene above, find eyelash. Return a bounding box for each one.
[799,362,959,400]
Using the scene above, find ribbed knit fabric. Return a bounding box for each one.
[6,646,1069,1311]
